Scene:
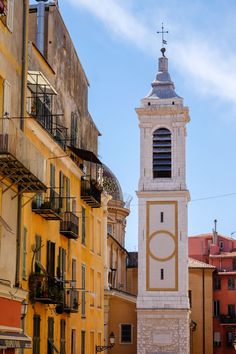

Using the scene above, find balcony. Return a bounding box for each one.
[64,288,79,313]
[27,71,68,150]
[0,119,46,193]
[29,273,64,304]
[60,211,79,239]
[220,315,236,324]
[32,190,61,220]
[81,178,101,208]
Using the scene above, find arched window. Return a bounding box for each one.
[153,128,171,178]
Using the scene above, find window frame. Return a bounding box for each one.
[152,127,172,179]
[119,324,133,345]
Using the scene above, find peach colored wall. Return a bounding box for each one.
[189,268,213,354]
[108,296,136,354]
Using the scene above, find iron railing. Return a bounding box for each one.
[60,211,79,239]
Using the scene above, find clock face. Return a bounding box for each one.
[149,230,176,261]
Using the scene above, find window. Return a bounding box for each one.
[228,278,235,290]
[153,128,171,178]
[214,277,221,290]
[227,331,233,347]
[58,247,66,280]
[60,320,66,354]
[46,241,55,277]
[213,332,221,347]
[97,219,102,256]
[81,331,86,354]
[107,223,113,235]
[228,304,235,316]
[160,212,164,223]
[66,177,70,211]
[90,268,94,307]
[35,235,42,273]
[59,171,64,209]
[82,207,86,245]
[71,329,76,354]
[47,317,54,354]
[72,259,76,285]
[213,300,220,317]
[50,164,55,201]
[70,112,78,147]
[188,290,192,308]
[90,332,94,354]
[33,315,40,354]
[120,324,132,344]
[219,240,224,250]
[233,258,236,271]
[81,264,86,318]
[3,79,11,116]
[90,215,95,252]
[22,227,27,279]
[160,268,164,280]
[97,272,102,308]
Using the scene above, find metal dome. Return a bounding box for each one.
[102,164,123,201]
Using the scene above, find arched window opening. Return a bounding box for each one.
[153,128,171,178]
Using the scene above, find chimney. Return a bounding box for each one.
[35,0,47,55]
[212,219,218,245]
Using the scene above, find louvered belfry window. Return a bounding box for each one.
[153,128,171,178]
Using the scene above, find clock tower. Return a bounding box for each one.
[136,43,190,354]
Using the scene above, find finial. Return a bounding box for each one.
[157,23,168,57]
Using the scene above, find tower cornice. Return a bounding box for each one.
[135,106,189,122]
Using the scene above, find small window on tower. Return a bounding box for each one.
[153,128,171,178]
[160,212,164,223]
[160,268,164,280]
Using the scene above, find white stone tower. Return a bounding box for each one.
[136,45,190,354]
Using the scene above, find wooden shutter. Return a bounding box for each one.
[47,317,54,354]
[60,320,66,354]
[81,264,86,317]
[82,207,86,245]
[22,227,27,279]
[66,177,70,211]
[33,315,40,354]
[47,241,55,277]
[35,235,42,273]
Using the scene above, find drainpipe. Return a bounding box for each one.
[202,269,205,354]
[15,0,29,287]
[36,0,47,55]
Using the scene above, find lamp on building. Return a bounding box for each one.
[21,299,28,319]
[96,332,115,352]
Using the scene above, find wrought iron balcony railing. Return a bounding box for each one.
[64,288,79,313]
[32,190,61,220]
[220,314,236,324]
[0,119,46,192]
[81,178,101,208]
[29,273,64,305]
[60,211,79,239]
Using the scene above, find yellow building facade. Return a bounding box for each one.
[1,1,107,353]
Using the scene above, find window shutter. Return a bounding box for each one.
[22,227,27,279]
[66,177,70,211]
[3,79,11,117]
[6,0,14,32]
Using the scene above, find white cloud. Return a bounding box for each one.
[68,0,152,50]
[68,0,236,105]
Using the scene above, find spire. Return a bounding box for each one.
[141,24,183,106]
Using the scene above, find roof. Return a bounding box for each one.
[188,257,215,269]
[210,252,236,258]
[189,233,234,241]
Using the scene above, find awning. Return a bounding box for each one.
[68,146,102,165]
[27,71,57,95]
[0,332,31,349]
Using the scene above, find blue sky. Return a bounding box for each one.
[33,1,236,249]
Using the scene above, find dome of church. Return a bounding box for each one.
[102,164,123,201]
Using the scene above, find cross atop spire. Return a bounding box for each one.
[157,23,168,57]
